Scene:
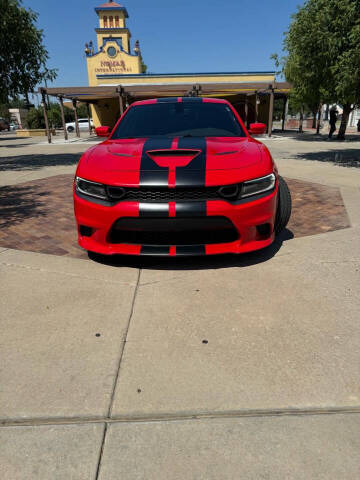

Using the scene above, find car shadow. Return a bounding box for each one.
[88,228,294,271]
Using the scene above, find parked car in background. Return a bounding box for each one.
[0,118,10,131]
[65,118,94,133]
[9,123,18,131]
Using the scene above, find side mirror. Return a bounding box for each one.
[96,126,110,137]
[249,123,266,135]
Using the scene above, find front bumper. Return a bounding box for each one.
[73,185,278,256]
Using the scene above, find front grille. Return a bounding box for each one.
[107,186,221,202]
[109,217,239,246]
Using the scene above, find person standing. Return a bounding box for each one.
[328,107,338,138]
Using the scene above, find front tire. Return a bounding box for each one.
[275,176,292,234]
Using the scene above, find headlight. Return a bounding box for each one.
[241,173,276,198]
[75,177,108,200]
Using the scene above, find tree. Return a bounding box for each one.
[140,58,147,74]
[328,0,360,138]
[275,0,360,139]
[0,0,57,104]
[25,102,92,130]
[77,104,89,119]
[0,104,10,121]
[48,104,62,128]
[25,106,45,129]
[26,103,62,129]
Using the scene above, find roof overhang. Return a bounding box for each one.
[40,80,291,104]
[95,6,129,17]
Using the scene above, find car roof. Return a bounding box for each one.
[129,97,230,107]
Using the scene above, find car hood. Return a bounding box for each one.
[79,136,273,187]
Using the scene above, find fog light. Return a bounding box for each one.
[80,225,93,237]
[256,223,271,238]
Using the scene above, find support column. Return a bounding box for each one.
[316,104,323,134]
[72,99,80,137]
[268,88,274,137]
[255,92,259,123]
[299,105,304,133]
[59,97,68,141]
[117,86,124,116]
[41,90,51,144]
[281,96,288,131]
[86,103,92,135]
[244,98,249,128]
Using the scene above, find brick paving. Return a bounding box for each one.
[0,175,350,259]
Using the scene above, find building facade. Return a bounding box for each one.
[84,1,280,129]
[85,1,142,126]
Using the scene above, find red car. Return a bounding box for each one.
[74,97,291,256]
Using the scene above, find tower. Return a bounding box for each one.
[85,1,142,88]
[85,1,143,127]
[95,1,131,55]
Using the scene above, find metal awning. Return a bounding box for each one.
[41,81,290,103]
[38,80,291,143]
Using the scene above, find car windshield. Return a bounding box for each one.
[111,102,245,139]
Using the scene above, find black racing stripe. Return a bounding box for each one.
[141,245,170,256]
[175,201,206,217]
[139,203,169,217]
[140,137,173,186]
[157,97,178,103]
[181,97,203,103]
[176,137,207,187]
[176,245,206,256]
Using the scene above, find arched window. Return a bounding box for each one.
[109,16,114,27]
[115,16,119,27]
[103,16,108,27]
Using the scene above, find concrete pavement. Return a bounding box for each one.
[0,132,359,478]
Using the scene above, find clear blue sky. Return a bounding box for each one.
[23,0,301,88]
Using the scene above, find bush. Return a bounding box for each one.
[48,104,62,128]
[25,102,90,129]
[0,104,10,121]
[26,107,45,129]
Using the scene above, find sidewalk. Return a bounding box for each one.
[0,133,359,479]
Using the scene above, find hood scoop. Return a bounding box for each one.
[146,149,201,168]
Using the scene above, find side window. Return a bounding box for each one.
[103,16,108,27]
[109,16,113,27]
[115,16,119,27]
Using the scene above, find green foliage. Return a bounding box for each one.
[48,103,62,128]
[0,0,57,103]
[140,57,147,74]
[273,99,285,121]
[63,106,75,123]
[273,0,360,138]
[77,104,89,118]
[8,98,28,108]
[0,104,10,120]
[25,102,91,129]
[25,107,45,129]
